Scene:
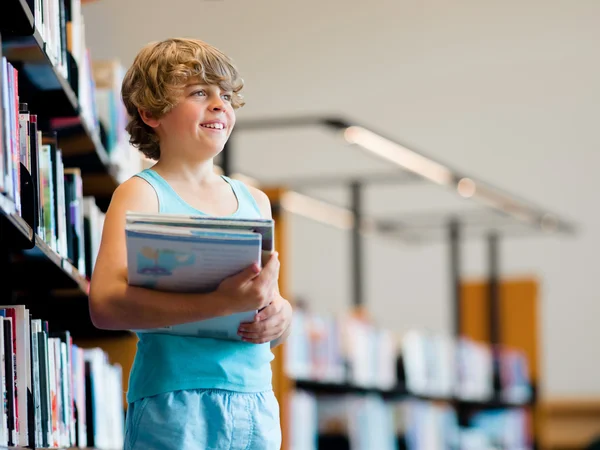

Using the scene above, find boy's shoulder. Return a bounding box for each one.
[109,173,159,212]
[233,178,272,219]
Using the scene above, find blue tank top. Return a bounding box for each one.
[126,169,274,403]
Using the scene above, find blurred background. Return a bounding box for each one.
[1,0,599,449]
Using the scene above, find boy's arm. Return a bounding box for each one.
[89,177,275,331]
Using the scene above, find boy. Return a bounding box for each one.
[88,37,292,450]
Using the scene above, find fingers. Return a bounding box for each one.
[238,315,287,342]
[231,262,261,285]
[252,253,280,308]
[255,297,283,322]
[260,252,280,282]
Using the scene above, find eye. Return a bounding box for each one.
[191,90,206,97]
[221,93,233,102]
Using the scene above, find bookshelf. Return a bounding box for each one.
[0,0,121,208]
[0,0,135,448]
[293,379,534,410]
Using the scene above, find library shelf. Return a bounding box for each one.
[1,27,78,117]
[317,434,408,450]
[293,379,404,397]
[0,0,36,39]
[0,0,120,201]
[0,447,112,450]
[0,192,34,247]
[317,434,351,450]
[0,195,127,339]
[1,193,87,292]
[292,378,534,410]
[20,235,89,292]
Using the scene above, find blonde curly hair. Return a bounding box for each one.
[121,37,245,160]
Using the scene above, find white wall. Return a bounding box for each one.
[82,0,600,397]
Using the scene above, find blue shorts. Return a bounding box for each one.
[124,388,282,450]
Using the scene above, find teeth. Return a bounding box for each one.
[201,123,224,129]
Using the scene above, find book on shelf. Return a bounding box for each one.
[284,320,535,449]
[0,304,124,448]
[288,390,318,450]
[401,329,533,404]
[82,196,105,278]
[91,59,143,182]
[302,394,397,450]
[125,211,275,340]
[285,309,398,390]
[1,56,21,213]
[1,53,112,282]
[285,392,533,450]
[400,399,533,450]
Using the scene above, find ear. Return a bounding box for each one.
[138,108,160,128]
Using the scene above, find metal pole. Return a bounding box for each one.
[449,219,461,338]
[350,181,363,308]
[488,232,501,347]
[488,231,503,397]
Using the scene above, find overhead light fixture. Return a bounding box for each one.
[280,191,355,230]
[457,178,477,198]
[467,183,539,225]
[226,116,576,235]
[343,126,454,186]
[341,124,555,231]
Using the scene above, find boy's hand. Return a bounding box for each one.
[217,252,280,313]
[237,295,292,344]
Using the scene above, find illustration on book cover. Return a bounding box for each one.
[137,247,195,277]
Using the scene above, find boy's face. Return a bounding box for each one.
[156,80,236,158]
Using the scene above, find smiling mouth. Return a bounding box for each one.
[200,123,225,130]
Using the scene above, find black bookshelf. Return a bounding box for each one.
[0,196,126,339]
[0,0,119,203]
[0,0,124,340]
[0,193,86,292]
[0,192,34,249]
[317,434,407,450]
[318,434,350,450]
[0,0,36,37]
[294,379,399,397]
[2,30,78,118]
[295,378,534,450]
[0,447,99,450]
[293,378,534,410]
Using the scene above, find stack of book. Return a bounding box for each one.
[315,394,398,450]
[125,211,275,340]
[91,59,142,183]
[287,390,318,450]
[285,309,398,389]
[0,55,120,280]
[398,400,460,450]
[401,329,532,403]
[285,310,346,384]
[398,399,532,450]
[0,304,124,449]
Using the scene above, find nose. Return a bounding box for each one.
[209,94,226,111]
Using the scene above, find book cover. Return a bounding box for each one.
[126,219,265,340]
[126,211,275,262]
[2,317,16,446]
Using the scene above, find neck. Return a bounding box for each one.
[152,146,220,185]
